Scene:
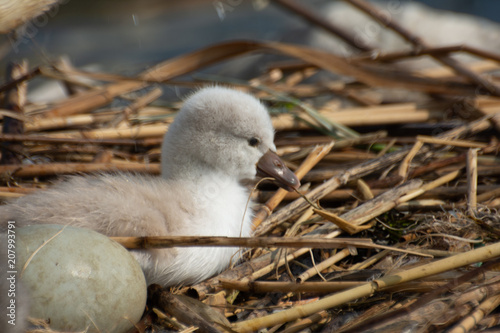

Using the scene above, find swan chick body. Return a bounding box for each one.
[0,87,299,287]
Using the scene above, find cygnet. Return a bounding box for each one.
[0,87,299,286]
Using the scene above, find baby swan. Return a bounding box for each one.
[0,87,299,287]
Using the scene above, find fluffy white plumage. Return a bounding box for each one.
[0,87,298,286]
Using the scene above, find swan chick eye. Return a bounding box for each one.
[248,137,260,147]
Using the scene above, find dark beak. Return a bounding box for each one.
[256,150,300,192]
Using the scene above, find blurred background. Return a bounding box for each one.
[1,0,500,75]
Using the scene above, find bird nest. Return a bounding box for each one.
[2,2,500,332]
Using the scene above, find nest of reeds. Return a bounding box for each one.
[2,1,500,332]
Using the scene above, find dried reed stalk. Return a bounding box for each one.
[220,279,362,293]
[220,279,447,294]
[417,135,488,148]
[43,123,168,140]
[0,133,147,146]
[279,310,329,333]
[467,148,479,214]
[0,162,160,177]
[258,185,500,203]
[26,114,114,132]
[398,140,423,180]
[297,248,351,282]
[272,102,445,130]
[111,236,426,256]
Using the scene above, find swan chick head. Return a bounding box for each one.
[161,87,299,190]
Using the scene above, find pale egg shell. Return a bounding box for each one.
[17,224,147,333]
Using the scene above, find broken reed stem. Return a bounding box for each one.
[349,249,390,271]
[232,241,500,332]
[312,209,371,235]
[398,140,423,180]
[356,179,374,200]
[279,311,329,333]
[297,248,351,282]
[467,148,479,214]
[252,142,334,230]
[151,293,227,333]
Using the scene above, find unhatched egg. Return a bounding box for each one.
[17,224,147,333]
